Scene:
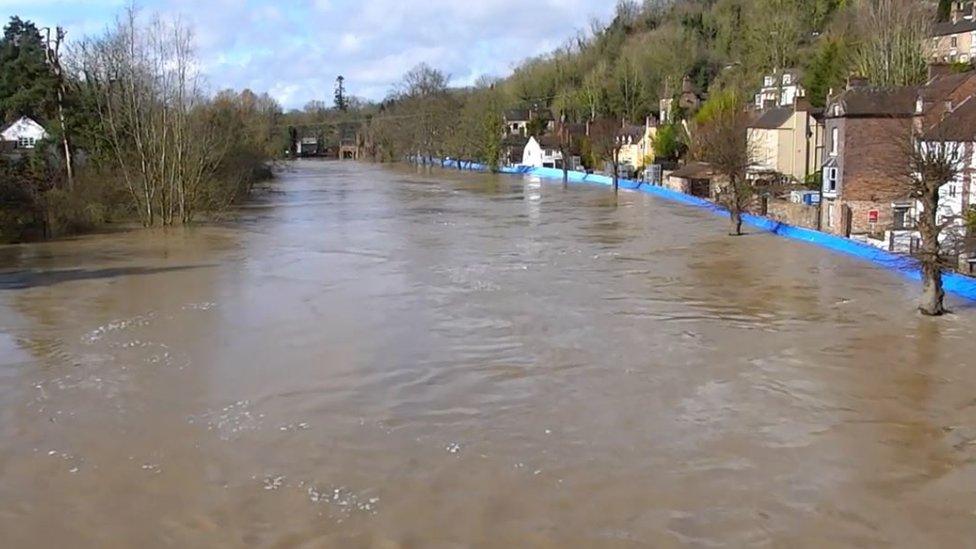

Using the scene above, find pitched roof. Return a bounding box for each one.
[749,107,794,129]
[828,87,917,117]
[670,161,714,179]
[617,124,645,139]
[919,70,976,103]
[922,96,976,141]
[504,109,530,122]
[932,18,976,37]
[536,135,561,148]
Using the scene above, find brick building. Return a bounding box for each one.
[820,80,916,236]
[821,70,976,237]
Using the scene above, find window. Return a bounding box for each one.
[827,203,835,227]
[17,137,35,149]
[830,127,839,156]
[783,73,792,85]
[825,167,838,192]
[951,36,959,48]
[893,206,914,229]
[949,184,958,198]
[764,76,774,87]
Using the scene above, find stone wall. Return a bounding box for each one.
[766,199,820,230]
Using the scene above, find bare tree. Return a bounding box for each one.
[905,133,964,315]
[74,9,226,226]
[588,118,624,192]
[691,90,757,236]
[852,0,931,87]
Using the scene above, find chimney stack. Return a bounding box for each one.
[847,75,869,89]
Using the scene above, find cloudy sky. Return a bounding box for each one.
[7,0,617,108]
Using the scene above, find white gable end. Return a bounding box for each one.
[1,117,49,148]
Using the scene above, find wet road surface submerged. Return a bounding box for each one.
[1,160,976,547]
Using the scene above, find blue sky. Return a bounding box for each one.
[5,0,617,109]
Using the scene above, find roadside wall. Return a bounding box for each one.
[767,199,819,230]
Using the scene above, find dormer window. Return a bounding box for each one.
[916,97,924,114]
[764,76,774,87]
[832,104,841,116]
[783,74,792,85]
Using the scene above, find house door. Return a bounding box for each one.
[841,204,853,237]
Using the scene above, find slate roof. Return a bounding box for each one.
[749,107,794,129]
[828,87,917,117]
[932,18,976,37]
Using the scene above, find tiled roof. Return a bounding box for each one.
[923,96,976,141]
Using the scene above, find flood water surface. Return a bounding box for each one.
[1,161,976,547]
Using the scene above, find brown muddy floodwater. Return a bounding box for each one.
[1,161,976,548]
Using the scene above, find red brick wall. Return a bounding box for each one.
[840,117,912,203]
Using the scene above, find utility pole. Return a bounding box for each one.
[44,26,74,189]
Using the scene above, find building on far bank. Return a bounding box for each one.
[890,96,976,266]
[521,135,562,168]
[747,101,823,184]
[660,76,702,124]
[616,123,648,176]
[666,161,720,199]
[501,135,528,166]
[819,79,916,238]
[931,1,976,63]
[504,108,555,138]
[754,69,806,110]
[1,116,49,153]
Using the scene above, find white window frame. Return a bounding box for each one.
[825,167,838,192]
[827,203,835,227]
[830,127,839,156]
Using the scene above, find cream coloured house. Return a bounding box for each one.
[615,116,659,172]
[746,104,823,183]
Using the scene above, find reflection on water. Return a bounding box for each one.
[1,160,975,547]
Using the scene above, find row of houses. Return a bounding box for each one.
[500,65,975,274]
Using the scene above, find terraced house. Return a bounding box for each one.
[932,1,976,63]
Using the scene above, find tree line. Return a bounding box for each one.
[0,11,282,241]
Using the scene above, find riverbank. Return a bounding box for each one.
[424,158,976,302]
[0,164,278,245]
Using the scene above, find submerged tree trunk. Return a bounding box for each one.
[918,186,947,316]
[727,180,744,236]
[729,209,743,236]
[919,261,946,316]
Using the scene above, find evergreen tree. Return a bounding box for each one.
[0,17,55,121]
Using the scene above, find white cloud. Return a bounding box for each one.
[11,0,617,108]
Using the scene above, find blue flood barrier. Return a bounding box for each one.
[419,158,976,302]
